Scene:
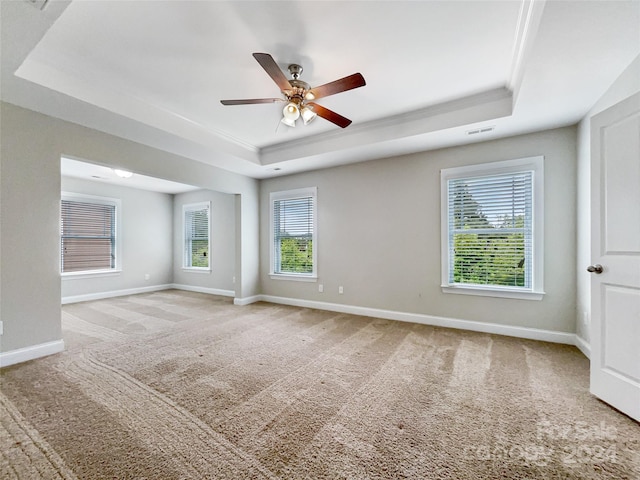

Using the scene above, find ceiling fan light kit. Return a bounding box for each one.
[301,106,316,125]
[281,102,299,127]
[221,53,366,129]
[283,102,299,119]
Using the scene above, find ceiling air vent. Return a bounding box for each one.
[466,126,495,136]
[24,0,49,10]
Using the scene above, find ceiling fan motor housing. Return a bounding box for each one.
[287,79,311,105]
[286,65,312,104]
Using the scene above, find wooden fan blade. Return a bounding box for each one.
[221,98,283,105]
[307,103,352,128]
[252,53,292,92]
[308,73,365,100]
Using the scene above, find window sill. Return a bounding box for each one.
[62,270,121,280]
[182,268,211,274]
[441,285,544,301]
[270,273,317,282]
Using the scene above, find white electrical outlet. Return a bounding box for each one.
[319,284,324,293]
[0,321,3,335]
[144,273,150,281]
[339,286,344,294]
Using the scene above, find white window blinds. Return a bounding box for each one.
[272,190,316,276]
[447,171,533,289]
[61,199,116,273]
[184,203,210,269]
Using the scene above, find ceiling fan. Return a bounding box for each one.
[220,53,366,129]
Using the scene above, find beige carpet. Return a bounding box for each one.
[1,290,638,479]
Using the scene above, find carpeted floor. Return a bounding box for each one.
[1,290,638,479]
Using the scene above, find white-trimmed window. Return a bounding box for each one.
[60,193,121,275]
[183,202,211,270]
[270,187,317,280]
[441,156,544,300]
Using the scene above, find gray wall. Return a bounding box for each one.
[261,126,577,333]
[1,104,63,353]
[173,189,236,292]
[60,176,174,299]
[575,54,640,345]
[0,101,259,353]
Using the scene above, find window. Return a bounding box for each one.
[183,202,210,270]
[270,187,317,280]
[60,193,120,274]
[441,156,544,300]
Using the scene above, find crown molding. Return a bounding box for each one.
[15,56,262,163]
[508,0,547,103]
[258,87,513,165]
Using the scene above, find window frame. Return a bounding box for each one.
[182,201,211,272]
[440,156,544,300]
[269,187,318,282]
[60,192,122,278]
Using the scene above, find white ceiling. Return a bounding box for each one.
[2,0,639,180]
[61,157,199,194]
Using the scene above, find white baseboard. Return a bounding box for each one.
[233,295,262,306]
[171,284,235,297]
[0,340,65,368]
[62,284,235,305]
[574,335,591,359]
[60,288,591,356]
[62,284,174,304]
[254,295,577,346]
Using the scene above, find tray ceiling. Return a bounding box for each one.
[2,1,639,178]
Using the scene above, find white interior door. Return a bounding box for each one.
[590,91,640,422]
